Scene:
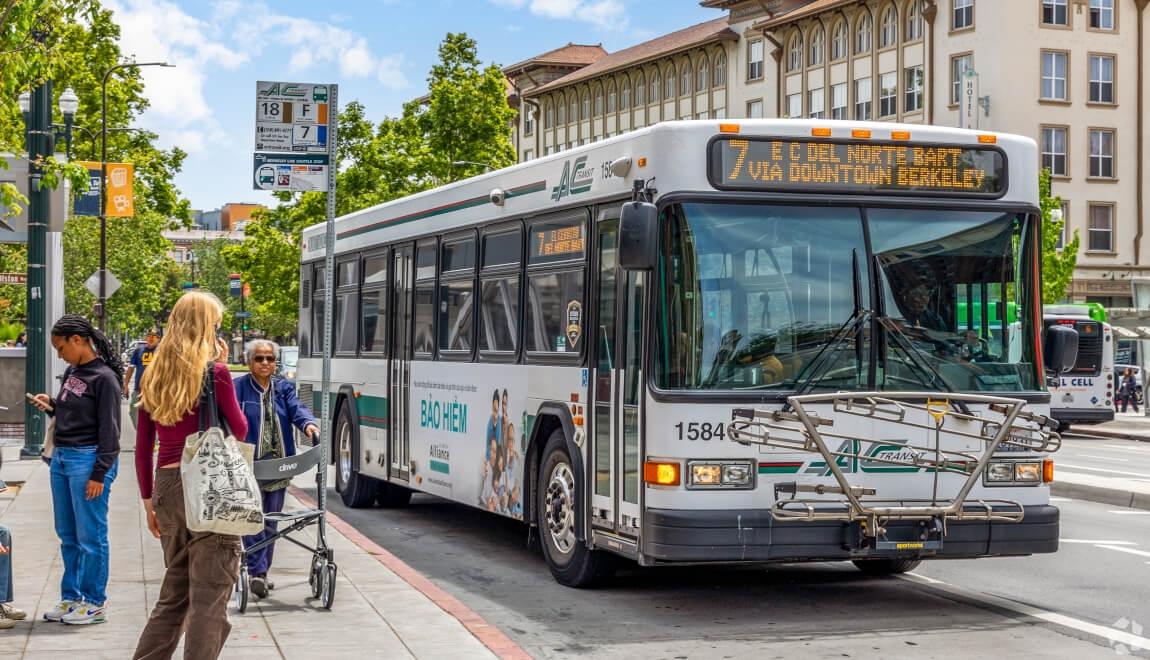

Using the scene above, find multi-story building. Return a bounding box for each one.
[518,0,1150,308]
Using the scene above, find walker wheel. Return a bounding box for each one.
[309,556,323,598]
[320,562,337,610]
[236,566,250,614]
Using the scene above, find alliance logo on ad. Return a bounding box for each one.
[551,156,594,202]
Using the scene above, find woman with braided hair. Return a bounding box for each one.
[27,314,123,625]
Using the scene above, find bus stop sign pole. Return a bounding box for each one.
[319,84,338,524]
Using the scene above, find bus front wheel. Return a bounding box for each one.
[537,429,615,588]
[334,402,378,508]
[852,558,922,576]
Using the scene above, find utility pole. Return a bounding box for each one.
[21,73,52,458]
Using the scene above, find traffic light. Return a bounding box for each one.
[242,322,249,331]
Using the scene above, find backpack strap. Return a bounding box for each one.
[197,363,222,433]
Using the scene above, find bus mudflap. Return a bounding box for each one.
[729,392,1061,545]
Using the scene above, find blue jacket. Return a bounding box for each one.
[233,374,317,457]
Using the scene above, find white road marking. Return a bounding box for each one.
[1049,496,1072,502]
[1080,454,1128,462]
[1102,443,1150,454]
[1108,510,1150,515]
[899,574,1150,652]
[1096,544,1150,559]
[1060,539,1135,545]
[1058,463,1150,479]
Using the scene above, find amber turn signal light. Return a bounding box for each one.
[643,461,681,486]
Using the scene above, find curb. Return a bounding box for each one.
[289,486,531,660]
[1051,481,1150,511]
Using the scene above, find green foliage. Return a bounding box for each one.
[232,32,517,337]
[1040,168,1079,303]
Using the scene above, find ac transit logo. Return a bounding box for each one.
[551,156,594,202]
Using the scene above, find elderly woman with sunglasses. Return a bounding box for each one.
[232,339,319,599]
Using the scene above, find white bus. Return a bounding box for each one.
[299,120,1072,587]
[1044,304,1115,428]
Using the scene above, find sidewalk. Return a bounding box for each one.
[1053,412,1150,511]
[1069,410,1150,442]
[0,444,522,659]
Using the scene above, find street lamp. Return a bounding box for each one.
[98,61,174,331]
[58,87,78,159]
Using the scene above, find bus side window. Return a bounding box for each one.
[439,232,477,358]
[300,264,312,356]
[525,212,587,358]
[360,250,388,356]
[479,224,523,357]
[413,239,437,358]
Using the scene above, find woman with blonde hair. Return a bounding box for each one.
[132,291,247,660]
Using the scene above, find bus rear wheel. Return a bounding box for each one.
[852,558,922,576]
[537,429,615,588]
[334,402,378,508]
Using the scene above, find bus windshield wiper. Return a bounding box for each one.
[875,316,972,415]
[783,250,868,411]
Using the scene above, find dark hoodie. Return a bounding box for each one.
[50,358,122,482]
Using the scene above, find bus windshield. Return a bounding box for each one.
[655,202,1040,394]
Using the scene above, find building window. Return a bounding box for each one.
[607,86,616,113]
[953,0,973,30]
[1041,126,1068,176]
[1043,0,1068,26]
[665,67,675,99]
[747,99,764,118]
[569,97,577,122]
[650,72,659,103]
[620,83,630,110]
[524,111,534,135]
[831,21,848,61]
[787,33,802,71]
[557,100,566,125]
[880,5,898,47]
[808,87,825,118]
[831,83,847,119]
[748,39,764,80]
[1089,128,1115,178]
[880,72,897,116]
[593,91,602,116]
[855,13,872,54]
[906,0,924,41]
[809,26,825,66]
[1089,55,1115,104]
[951,53,973,104]
[904,65,923,113]
[636,76,646,105]
[713,53,726,87]
[786,93,801,118]
[1088,203,1113,252]
[523,149,533,161]
[855,78,872,119]
[1090,0,1114,30]
[681,63,692,96]
[1041,51,1068,101]
[697,60,708,91]
[712,107,726,119]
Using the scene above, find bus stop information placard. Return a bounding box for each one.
[710,137,1006,196]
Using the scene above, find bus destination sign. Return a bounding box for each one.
[710,137,1006,196]
[532,222,586,261]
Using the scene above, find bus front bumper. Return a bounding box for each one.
[641,505,1059,563]
[1050,408,1115,424]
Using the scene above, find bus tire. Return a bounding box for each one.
[852,558,922,576]
[334,401,378,508]
[376,481,412,508]
[537,429,614,588]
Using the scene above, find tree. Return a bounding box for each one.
[228,32,517,338]
[1040,168,1079,303]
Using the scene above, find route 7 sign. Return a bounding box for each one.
[255,81,330,153]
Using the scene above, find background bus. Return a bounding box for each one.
[1044,304,1114,427]
[299,120,1068,587]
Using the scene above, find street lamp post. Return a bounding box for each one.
[98,61,173,331]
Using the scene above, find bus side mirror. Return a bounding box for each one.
[1043,324,1079,375]
[619,201,657,271]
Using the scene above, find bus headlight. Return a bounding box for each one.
[986,462,1015,482]
[1014,462,1041,483]
[686,460,755,489]
[984,460,1043,485]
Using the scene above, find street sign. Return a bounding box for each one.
[73,163,102,217]
[961,69,979,130]
[0,273,27,285]
[84,270,121,298]
[253,153,329,192]
[229,274,242,297]
[235,311,252,318]
[255,81,331,153]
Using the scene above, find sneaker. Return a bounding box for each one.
[0,608,14,630]
[42,600,75,622]
[61,602,106,626]
[250,576,268,599]
[0,604,26,621]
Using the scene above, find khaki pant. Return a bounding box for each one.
[133,468,241,660]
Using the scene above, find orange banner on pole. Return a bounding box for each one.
[77,161,135,217]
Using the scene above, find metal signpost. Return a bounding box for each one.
[253,78,337,528]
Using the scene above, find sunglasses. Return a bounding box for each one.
[252,355,277,364]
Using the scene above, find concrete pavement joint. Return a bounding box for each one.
[289,486,531,660]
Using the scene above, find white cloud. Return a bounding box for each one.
[488,0,626,29]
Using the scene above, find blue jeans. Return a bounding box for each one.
[242,488,286,576]
[0,524,12,603]
[50,446,118,605]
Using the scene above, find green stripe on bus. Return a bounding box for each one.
[758,463,803,474]
[310,392,389,429]
[430,459,450,474]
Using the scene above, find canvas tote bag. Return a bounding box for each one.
[180,365,263,535]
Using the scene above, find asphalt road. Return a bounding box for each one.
[316,479,1150,658]
[1056,435,1150,487]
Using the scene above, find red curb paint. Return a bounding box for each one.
[289,486,532,660]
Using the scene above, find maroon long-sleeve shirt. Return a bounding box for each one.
[135,362,248,499]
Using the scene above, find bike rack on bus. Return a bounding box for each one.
[728,392,1061,548]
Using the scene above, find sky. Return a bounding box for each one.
[103,0,718,214]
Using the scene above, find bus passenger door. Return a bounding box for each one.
[591,215,642,541]
[390,244,413,480]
